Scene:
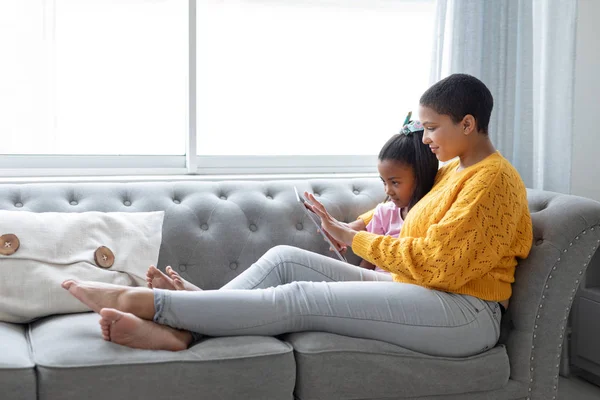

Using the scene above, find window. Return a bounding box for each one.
[197,0,435,157]
[1,0,435,176]
[0,0,187,157]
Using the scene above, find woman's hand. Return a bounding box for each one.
[304,191,358,247]
[321,228,347,254]
[323,219,367,253]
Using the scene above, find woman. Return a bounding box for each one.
[62,74,533,357]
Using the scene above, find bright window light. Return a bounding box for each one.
[196,0,435,156]
[0,0,188,156]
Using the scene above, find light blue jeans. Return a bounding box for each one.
[153,245,501,357]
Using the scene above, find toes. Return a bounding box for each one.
[61,280,76,290]
[166,266,180,277]
[173,278,185,290]
[99,317,111,328]
[146,265,158,276]
[99,316,112,341]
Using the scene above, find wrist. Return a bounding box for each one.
[344,229,357,247]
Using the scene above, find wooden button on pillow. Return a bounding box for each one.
[0,234,20,256]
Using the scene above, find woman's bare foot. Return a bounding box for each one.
[165,266,202,291]
[62,280,155,320]
[146,265,177,290]
[99,308,192,351]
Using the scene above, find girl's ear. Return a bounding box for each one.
[462,115,477,135]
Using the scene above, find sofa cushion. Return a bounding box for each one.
[29,313,296,400]
[285,332,510,399]
[0,322,36,400]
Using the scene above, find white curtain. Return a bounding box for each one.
[430,0,578,193]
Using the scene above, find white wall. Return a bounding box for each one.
[571,0,600,201]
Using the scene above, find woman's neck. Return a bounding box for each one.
[457,135,497,171]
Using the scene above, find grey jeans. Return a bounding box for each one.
[153,245,501,357]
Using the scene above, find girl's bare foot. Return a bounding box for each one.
[165,266,202,291]
[62,280,155,320]
[146,265,177,290]
[99,308,192,351]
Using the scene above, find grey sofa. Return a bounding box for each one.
[1,178,599,400]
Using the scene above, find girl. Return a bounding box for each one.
[358,115,438,272]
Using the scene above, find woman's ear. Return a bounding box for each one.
[462,115,477,135]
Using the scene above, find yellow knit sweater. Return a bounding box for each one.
[352,152,533,301]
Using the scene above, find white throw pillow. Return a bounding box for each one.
[0,210,164,323]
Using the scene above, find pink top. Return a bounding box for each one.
[365,201,405,273]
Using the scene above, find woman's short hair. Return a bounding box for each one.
[419,73,494,134]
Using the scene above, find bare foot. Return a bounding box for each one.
[146,265,177,290]
[99,308,192,351]
[165,266,202,291]
[62,280,155,320]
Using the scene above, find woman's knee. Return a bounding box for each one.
[261,245,306,263]
[251,245,302,277]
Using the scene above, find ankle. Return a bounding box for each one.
[121,288,155,320]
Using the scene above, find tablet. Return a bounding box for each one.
[294,187,347,262]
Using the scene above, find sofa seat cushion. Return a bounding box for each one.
[285,332,510,399]
[0,322,36,400]
[29,313,296,400]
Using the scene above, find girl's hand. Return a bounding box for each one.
[304,191,357,247]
